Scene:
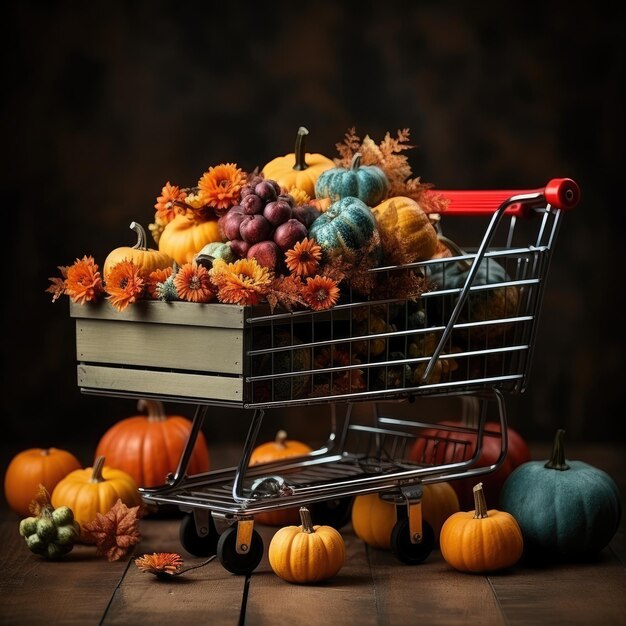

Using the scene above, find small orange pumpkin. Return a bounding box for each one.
[158,213,222,265]
[103,221,174,280]
[51,456,141,529]
[268,506,345,584]
[4,448,82,517]
[261,127,335,198]
[95,399,210,488]
[250,430,312,526]
[439,482,524,573]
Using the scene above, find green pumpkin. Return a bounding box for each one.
[500,429,622,557]
[308,196,381,262]
[314,153,389,206]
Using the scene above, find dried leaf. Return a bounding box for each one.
[265,275,306,312]
[83,499,142,562]
[28,484,52,517]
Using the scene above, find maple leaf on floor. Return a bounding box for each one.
[83,499,142,562]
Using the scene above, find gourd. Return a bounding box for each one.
[195,241,237,268]
[250,430,312,526]
[308,196,381,263]
[94,399,210,488]
[500,429,622,557]
[268,506,345,584]
[103,221,174,280]
[51,456,141,529]
[19,504,81,560]
[4,448,82,517]
[158,213,222,265]
[351,482,460,547]
[314,153,389,206]
[440,482,524,573]
[261,127,335,197]
[371,196,438,265]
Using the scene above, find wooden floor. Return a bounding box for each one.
[1,442,625,626]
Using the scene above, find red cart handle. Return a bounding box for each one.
[433,178,580,217]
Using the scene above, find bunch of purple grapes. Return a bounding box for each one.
[218,176,321,271]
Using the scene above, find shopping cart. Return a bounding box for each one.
[70,177,579,573]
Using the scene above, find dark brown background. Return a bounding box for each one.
[3,1,624,453]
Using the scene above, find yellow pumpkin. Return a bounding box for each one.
[261,127,335,198]
[371,196,438,265]
[51,456,141,529]
[158,213,222,265]
[351,482,460,548]
[103,221,174,280]
[439,482,524,573]
[268,507,345,584]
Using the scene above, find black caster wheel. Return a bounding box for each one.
[310,497,354,529]
[179,512,219,557]
[390,518,435,565]
[217,526,264,575]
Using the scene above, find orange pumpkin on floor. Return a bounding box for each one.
[94,399,210,488]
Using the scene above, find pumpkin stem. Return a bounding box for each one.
[90,456,106,483]
[293,126,310,171]
[351,152,362,170]
[472,482,489,519]
[129,221,148,251]
[275,429,288,448]
[544,429,570,471]
[138,398,167,423]
[299,507,315,533]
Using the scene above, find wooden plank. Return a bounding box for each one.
[244,524,379,626]
[0,514,128,625]
[78,365,243,402]
[76,318,243,375]
[70,299,247,329]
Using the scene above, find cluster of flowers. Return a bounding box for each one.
[46,237,340,313]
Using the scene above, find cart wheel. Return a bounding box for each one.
[217,526,264,575]
[310,497,353,529]
[179,512,219,557]
[390,518,435,565]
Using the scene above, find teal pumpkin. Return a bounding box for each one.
[308,196,381,262]
[500,429,622,557]
[314,153,389,206]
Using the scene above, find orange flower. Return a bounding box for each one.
[64,256,103,305]
[135,553,184,576]
[302,275,340,311]
[285,237,322,277]
[105,260,144,312]
[155,182,187,224]
[146,266,173,299]
[174,262,214,303]
[210,258,272,306]
[197,163,247,212]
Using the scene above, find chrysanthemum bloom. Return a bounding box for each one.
[146,266,173,299]
[210,258,272,306]
[285,237,322,277]
[173,262,214,303]
[287,187,310,206]
[155,182,187,224]
[197,163,247,212]
[135,553,184,576]
[65,256,103,305]
[302,275,340,311]
[105,260,145,312]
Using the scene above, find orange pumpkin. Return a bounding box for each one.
[94,399,210,488]
[261,127,335,198]
[250,430,312,526]
[158,213,222,265]
[4,448,82,517]
[103,221,174,280]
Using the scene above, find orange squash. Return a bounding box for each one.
[261,127,335,198]
[94,399,210,488]
[250,430,312,526]
[103,221,174,280]
[4,448,82,517]
[158,213,222,265]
